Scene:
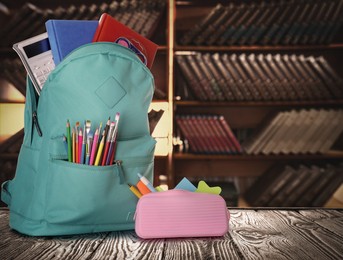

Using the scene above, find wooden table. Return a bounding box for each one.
[0,208,342,259]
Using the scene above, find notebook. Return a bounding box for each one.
[92,13,158,69]
[45,20,98,65]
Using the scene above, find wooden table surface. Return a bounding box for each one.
[0,208,342,260]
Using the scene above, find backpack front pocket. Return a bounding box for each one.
[45,157,154,228]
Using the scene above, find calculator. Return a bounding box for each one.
[13,32,55,95]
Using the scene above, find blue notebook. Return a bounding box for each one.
[45,20,98,65]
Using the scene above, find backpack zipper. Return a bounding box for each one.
[32,111,42,137]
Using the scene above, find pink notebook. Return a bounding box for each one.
[134,190,229,239]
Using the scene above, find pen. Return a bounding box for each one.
[66,120,72,162]
[138,173,156,192]
[128,184,142,198]
[94,131,105,166]
[103,117,111,143]
[89,128,99,165]
[101,121,115,166]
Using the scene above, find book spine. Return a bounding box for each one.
[194,54,225,101]
[186,55,217,101]
[218,115,243,153]
[203,53,235,101]
[175,55,208,101]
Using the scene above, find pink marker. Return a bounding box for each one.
[89,128,99,165]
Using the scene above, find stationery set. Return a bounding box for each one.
[1,13,229,239]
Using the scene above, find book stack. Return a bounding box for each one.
[244,163,343,207]
[244,109,343,155]
[176,53,343,101]
[179,0,343,46]
[0,0,165,47]
[175,115,243,154]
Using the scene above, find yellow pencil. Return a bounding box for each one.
[128,184,142,198]
[94,132,105,166]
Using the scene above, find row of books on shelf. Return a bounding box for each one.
[179,0,343,46]
[175,115,243,155]
[175,109,343,155]
[176,52,343,102]
[245,163,343,207]
[0,0,165,47]
[243,109,343,155]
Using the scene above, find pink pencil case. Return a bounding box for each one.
[134,190,230,239]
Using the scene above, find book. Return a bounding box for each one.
[246,54,280,101]
[244,165,296,206]
[203,53,235,101]
[311,164,343,207]
[175,55,207,101]
[92,13,158,69]
[270,165,311,207]
[213,53,245,101]
[193,54,224,101]
[186,54,217,101]
[45,20,98,65]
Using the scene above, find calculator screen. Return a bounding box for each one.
[23,38,51,58]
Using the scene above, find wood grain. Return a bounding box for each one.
[0,209,342,260]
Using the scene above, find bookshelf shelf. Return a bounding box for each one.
[174,100,343,108]
[173,153,343,161]
[174,44,343,52]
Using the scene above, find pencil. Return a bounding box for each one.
[102,122,115,166]
[89,128,99,165]
[78,129,83,164]
[72,128,76,163]
[66,120,72,162]
[94,132,105,166]
[81,121,87,164]
[75,122,80,163]
[128,184,142,198]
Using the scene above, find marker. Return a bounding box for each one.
[128,184,142,198]
[137,173,156,192]
[136,181,151,195]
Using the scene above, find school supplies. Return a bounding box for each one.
[138,173,156,192]
[135,190,229,239]
[45,20,98,65]
[12,32,55,95]
[1,42,156,236]
[92,13,158,69]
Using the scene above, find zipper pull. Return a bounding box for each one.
[32,111,42,136]
[115,160,125,184]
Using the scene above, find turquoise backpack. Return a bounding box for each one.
[1,42,156,236]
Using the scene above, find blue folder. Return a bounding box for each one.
[45,20,98,65]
